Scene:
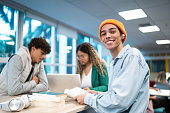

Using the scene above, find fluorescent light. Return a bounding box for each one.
[118,9,147,20]
[6,41,15,45]
[0,36,12,40]
[156,40,170,45]
[139,25,160,33]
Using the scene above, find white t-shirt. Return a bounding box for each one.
[81,68,92,88]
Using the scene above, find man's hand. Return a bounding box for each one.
[32,75,39,84]
[74,93,87,105]
[83,87,98,94]
[149,95,157,100]
[151,87,160,92]
[87,90,98,94]
[83,87,90,90]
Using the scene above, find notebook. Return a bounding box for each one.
[47,74,81,93]
[149,89,170,97]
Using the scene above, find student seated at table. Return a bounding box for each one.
[0,37,51,96]
[152,71,170,113]
[74,19,150,113]
[76,42,108,92]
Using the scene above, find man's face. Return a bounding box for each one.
[100,24,124,51]
[30,47,46,63]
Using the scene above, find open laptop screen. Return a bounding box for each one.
[47,74,81,93]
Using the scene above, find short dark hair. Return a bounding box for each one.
[117,27,123,35]
[28,37,51,54]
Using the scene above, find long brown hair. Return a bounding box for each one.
[76,42,107,76]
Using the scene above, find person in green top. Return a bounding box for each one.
[76,42,108,92]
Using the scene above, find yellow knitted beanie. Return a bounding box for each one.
[99,19,127,43]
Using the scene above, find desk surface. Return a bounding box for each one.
[0,95,90,113]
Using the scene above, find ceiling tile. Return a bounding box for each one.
[136,0,169,8]
[143,4,170,21]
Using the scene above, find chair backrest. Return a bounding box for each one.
[150,80,155,87]
[47,74,81,93]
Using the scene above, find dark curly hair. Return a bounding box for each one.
[28,37,51,54]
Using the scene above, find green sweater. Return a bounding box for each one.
[89,64,108,92]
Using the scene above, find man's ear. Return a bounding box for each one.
[31,46,35,51]
[30,47,36,54]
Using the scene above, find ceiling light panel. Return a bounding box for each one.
[156,40,170,45]
[139,25,160,33]
[118,9,147,20]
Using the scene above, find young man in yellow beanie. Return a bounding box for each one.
[74,19,150,113]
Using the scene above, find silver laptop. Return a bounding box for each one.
[47,74,81,93]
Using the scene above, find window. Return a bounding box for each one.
[57,34,76,74]
[152,60,165,72]
[0,4,19,72]
[77,34,90,46]
[23,17,52,48]
[146,60,150,69]
[67,37,73,74]
[0,4,18,57]
[55,29,59,73]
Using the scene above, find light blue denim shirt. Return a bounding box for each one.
[84,45,150,113]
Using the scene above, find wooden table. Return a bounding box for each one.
[0,95,90,113]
